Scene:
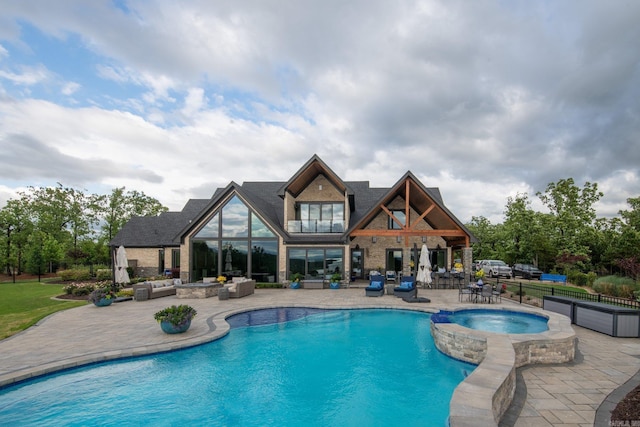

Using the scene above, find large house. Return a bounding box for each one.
[110,155,476,284]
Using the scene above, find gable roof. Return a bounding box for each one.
[278,154,352,198]
[110,156,475,248]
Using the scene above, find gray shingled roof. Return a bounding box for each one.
[110,177,472,247]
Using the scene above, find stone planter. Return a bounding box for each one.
[160,319,192,334]
[93,298,113,307]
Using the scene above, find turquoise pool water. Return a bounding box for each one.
[435,309,549,334]
[0,309,475,426]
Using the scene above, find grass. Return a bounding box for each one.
[0,279,86,340]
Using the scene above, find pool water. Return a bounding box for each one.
[0,309,475,426]
[439,309,549,334]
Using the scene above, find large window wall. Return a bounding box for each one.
[191,195,278,282]
[288,248,344,280]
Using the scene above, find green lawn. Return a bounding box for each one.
[0,280,86,340]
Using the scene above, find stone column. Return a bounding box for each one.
[462,247,473,277]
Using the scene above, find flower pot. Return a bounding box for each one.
[290,281,300,289]
[160,319,192,334]
[93,298,113,307]
[329,282,340,289]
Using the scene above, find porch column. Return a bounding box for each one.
[462,247,473,277]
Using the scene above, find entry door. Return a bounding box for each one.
[351,249,364,280]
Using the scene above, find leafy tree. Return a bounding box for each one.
[467,216,501,260]
[26,183,98,265]
[536,178,603,271]
[97,187,168,241]
[0,196,34,275]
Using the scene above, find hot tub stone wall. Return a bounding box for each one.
[432,308,576,427]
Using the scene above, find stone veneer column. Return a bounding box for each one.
[462,247,473,276]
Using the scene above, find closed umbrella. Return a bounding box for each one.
[225,247,233,272]
[115,245,130,285]
[416,244,432,288]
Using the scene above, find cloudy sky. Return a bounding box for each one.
[1,0,638,223]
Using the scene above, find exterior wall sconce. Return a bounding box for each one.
[422,236,427,243]
[396,236,401,243]
[372,236,377,243]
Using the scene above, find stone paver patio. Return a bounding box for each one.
[0,288,638,426]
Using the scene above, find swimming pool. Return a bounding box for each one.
[432,308,549,334]
[0,308,475,426]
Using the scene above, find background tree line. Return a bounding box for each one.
[1,178,638,282]
[466,178,640,282]
[0,184,167,277]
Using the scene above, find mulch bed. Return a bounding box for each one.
[610,383,640,424]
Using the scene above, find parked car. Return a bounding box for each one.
[480,260,512,278]
[512,263,543,280]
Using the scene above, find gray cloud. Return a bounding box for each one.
[0,0,638,222]
[0,134,163,185]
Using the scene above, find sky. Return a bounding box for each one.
[0,0,639,224]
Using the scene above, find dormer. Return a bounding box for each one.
[278,155,353,234]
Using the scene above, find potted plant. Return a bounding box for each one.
[330,272,341,289]
[290,273,303,289]
[217,275,227,285]
[88,285,116,307]
[475,269,485,285]
[154,304,197,334]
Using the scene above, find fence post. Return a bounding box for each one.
[519,282,522,304]
[598,294,601,303]
[551,287,555,296]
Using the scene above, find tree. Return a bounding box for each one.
[97,187,168,242]
[536,178,603,270]
[0,196,34,275]
[26,183,98,265]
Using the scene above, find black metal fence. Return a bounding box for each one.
[488,278,640,310]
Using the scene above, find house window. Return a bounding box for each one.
[287,248,344,280]
[171,249,180,268]
[191,195,277,282]
[290,202,344,233]
[388,210,405,230]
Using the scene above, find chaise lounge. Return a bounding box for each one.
[394,276,417,299]
[365,274,385,297]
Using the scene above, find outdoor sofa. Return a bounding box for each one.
[132,279,178,300]
[226,278,256,298]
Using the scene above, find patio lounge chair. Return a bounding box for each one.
[385,270,397,282]
[365,274,385,297]
[394,276,417,299]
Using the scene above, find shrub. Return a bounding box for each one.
[63,282,96,296]
[567,271,589,286]
[593,276,639,298]
[57,268,91,282]
[95,269,112,280]
[117,289,134,297]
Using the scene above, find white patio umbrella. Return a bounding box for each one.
[114,245,130,284]
[416,244,432,288]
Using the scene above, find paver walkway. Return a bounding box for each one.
[1,288,638,426]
